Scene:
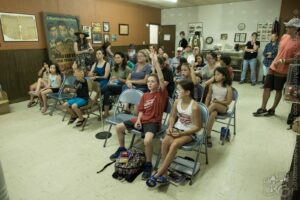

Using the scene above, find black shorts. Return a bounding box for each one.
[51,88,60,93]
[264,74,287,91]
[123,120,160,138]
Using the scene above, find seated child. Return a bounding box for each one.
[146,79,202,187]
[63,68,89,127]
[109,52,168,180]
[205,67,232,147]
[28,61,50,107]
[37,64,61,113]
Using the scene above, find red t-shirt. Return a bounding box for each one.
[270,34,300,75]
[131,88,168,124]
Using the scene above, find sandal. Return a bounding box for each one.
[264,109,275,116]
[76,118,86,127]
[27,101,36,108]
[68,116,78,125]
[207,136,212,148]
[146,175,157,188]
[156,175,168,185]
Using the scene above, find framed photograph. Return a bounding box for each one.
[103,22,110,32]
[119,24,129,35]
[91,22,101,33]
[0,12,38,41]
[111,34,117,42]
[82,25,91,39]
[92,33,102,44]
[42,12,80,68]
[188,22,203,37]
[234,33,247,43]
[104,33,110,42]
[220,33,228,40]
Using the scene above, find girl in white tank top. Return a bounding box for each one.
[205,67,233,148]
[146,79,202,187]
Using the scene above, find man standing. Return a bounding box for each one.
[253,18,300,116]
[179,31,188,49]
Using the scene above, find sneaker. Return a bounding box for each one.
[251,82,256,86]
[142,162,153,180]
[239,81,245,84]
[109,147,127,161]
[264,109,275,116]
[68,116,78,125]
[253,108,267,116]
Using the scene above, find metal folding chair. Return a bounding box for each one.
[212,87,238,145]
[102,89,144,147]
[170,102,209,185]
[47,74,76,116]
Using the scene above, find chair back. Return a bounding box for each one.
[198,102,209,130]
[232,87,238,102]
[118,89,144,105]
[162,98,173,125]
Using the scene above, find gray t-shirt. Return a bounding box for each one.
[201,64,215,81]
[131,63,152,81]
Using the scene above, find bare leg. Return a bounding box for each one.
[71,104,83,120]
[270,90,282,111]
[63,102,77,117]
[116,123,126,147]
[41,89,52,112]
[144,132,155,162]
[29,82,37,103]
[103,105,110,117]
[155,135,192,177]
[261,88,271,109]
[207,103,227,136]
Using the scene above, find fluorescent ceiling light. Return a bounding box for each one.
[164,0,177,2]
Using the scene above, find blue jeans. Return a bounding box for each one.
[240,58,257,83]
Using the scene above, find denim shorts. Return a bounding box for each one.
[67,97,88,107]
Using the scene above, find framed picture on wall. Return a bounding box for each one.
[42,12,80,69]
[0,12,38,42]
[119,24,129,35]
[234,33,247,43]
[188,22,203,37]
[103,22,110,32]
[104,33,110,42]
[82,25,91,39]
[220,33,228,40]
[92,33,102,44]
[111,34,117,42]
[91,22,101,33]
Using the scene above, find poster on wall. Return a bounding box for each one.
[82,25,91,39]
[42,12,80,70]
[188,22,203,37]
[257,22,273,42]
[0,12,38,41]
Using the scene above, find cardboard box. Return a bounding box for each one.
[0,91,10,115]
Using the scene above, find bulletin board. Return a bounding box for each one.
[0,12,38,42]
[257,22,273,42]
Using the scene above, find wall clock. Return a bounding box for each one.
[205,36,213,44]
[238,23,246,31]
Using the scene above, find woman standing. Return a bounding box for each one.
[74,30,94,71]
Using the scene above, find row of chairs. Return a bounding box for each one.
[101,88,238,185]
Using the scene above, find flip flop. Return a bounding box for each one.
[76,118,86,127]
[146,175,157,188]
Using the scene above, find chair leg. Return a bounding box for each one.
[62,110,68,122]
[154,151,161,170]
[234,110,236,135]
[205,137,208,165]
[103,124,112,148]
[129,134,136,149]
[49,100,58,116]
[81,109,90,131]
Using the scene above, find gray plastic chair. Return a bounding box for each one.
[103,89,144,147]
[212,87,238,145]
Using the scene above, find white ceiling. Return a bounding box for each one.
[123,0,253,9]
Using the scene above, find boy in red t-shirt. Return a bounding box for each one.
[110,53,168,180]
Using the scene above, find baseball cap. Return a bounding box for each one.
[177,47,183,51]
[284,17,300,28]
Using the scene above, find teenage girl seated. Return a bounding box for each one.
[37,64,62,113]
[28,61,50,107]
[63,68,89,127]
[205,67,232,147]
[146,79,202,187]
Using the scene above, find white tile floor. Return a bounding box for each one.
[0,83,297,200]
